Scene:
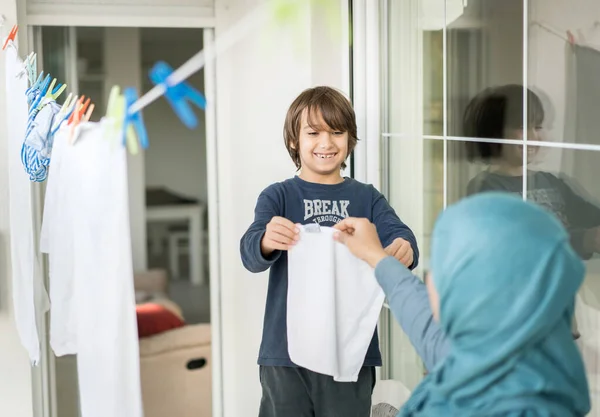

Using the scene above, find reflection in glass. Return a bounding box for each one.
[423,30,443,136]
[447,0,524,137]
[388,309,424,391]
[529,1,600,147]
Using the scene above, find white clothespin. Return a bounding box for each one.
[50,93,77,136]
[304,223,321,233]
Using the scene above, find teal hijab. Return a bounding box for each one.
[401,193,590,416]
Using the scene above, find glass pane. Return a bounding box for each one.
[41,27,70,105]
[525,146,600,411]
[77,27,104,122]
[423,30,443,136]
[448,139,524,203]
[386,0,444,137]
[448,0,524,137]
[385,136,443,386]
[388,308,425,391]
[529,2,600,146]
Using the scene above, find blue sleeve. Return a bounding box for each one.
[375,256,450,371]
[371,186,420,269]
[240,186,282,273]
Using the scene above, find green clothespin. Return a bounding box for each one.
[104,85,138,154]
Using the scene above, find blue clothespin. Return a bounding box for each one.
[122,87,149,152]
[29,73,51,109]
[148,61,206,129]
[26,71,45,105]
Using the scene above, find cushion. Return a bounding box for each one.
[136,303,185,339]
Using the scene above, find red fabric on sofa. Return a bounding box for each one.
[136,303,185,338]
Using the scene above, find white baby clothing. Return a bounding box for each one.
[5,44,50,365]
[42,123,143,417]
[287,225,385,382]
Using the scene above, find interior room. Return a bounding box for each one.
[39,26,212,417]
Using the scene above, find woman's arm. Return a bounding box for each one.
[375,256,450,371]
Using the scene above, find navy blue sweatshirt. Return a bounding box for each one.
[240,176,419,367]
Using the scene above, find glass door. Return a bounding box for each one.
[379,1,600,415]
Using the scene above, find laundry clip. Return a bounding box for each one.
[67,96,94,144]
[16,52,36,82]
[304,223,321,233]
[50,93,76,136]
[103,85,125,143]
[122,87,149,154]
[40,77,67,105]
[27,72,50,107]
[26,71,45,102]
[148,61,206,129]
[2,23,18,50]
[25,52,37,85]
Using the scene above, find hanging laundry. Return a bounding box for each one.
[287,225,385,382]
[4,43,50,365]
[40,129,78,355]
[42,122,143,417]
[21,73,66,182]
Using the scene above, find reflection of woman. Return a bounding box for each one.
[334,193,590,416]
[464,84,600,260]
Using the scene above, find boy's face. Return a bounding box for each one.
[296,109,348,180]
[502,127,543,167]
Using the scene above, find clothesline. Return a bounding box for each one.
[128,2,271,114]
[531,20,600,54]
[531,21,571,43]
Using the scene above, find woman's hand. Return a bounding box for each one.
[333,217,388,268]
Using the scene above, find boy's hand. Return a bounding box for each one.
[333,217,387,268]
[385,238,413,267]
[261,216,300,256]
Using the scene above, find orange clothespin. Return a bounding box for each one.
[82,103,95,122]
[68,96,92,144]
[67,96,88,125]
[2,24,18,50]
[567,30,576,45]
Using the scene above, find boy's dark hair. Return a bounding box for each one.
[463,84,545,162]
[284,86,358,170]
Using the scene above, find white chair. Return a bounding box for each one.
[168,230,190,280]
[168,227,207,284]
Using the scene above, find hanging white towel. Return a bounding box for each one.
[41,129,79,356]
[287,225,385,382]
[5,44,49,365]
[43,124,143,417]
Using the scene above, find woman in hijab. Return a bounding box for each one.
[333,193,590,416]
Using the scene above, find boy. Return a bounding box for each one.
[240,86,419,416]
[464,84,600,262]
[464,84,600,340]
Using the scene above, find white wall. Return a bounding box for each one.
[142,31,207,203]
[214,0,348,414]
[103,28,147,272]
[0,2,35,416]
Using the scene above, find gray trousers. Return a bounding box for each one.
[258,366,376,417]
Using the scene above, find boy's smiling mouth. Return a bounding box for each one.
[314,152,337,159]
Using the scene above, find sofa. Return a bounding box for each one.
[135,270,212,417]
[139,323,212,417]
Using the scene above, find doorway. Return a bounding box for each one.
[32,25,219,417]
